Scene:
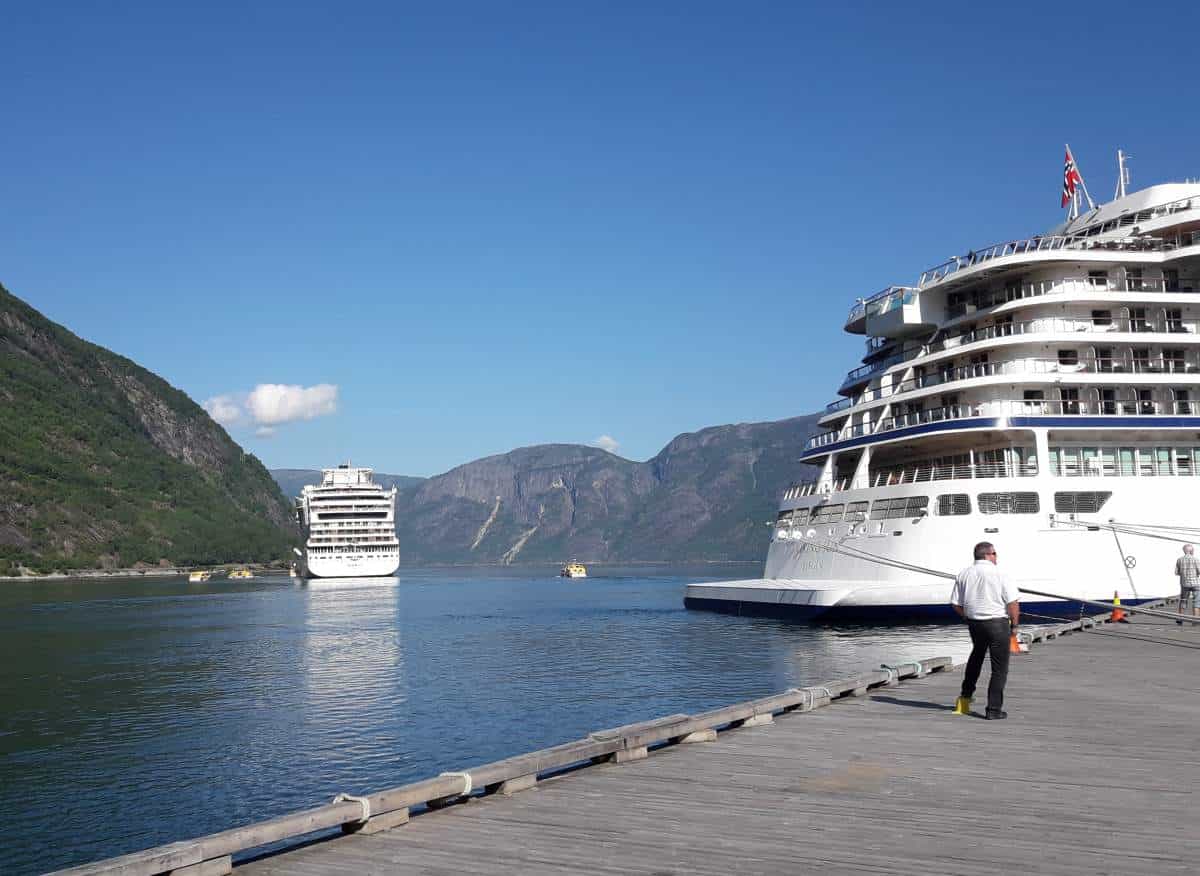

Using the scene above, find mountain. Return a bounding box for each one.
[293,415,818,566]
[0,283,296,575]
[271,469,426,501]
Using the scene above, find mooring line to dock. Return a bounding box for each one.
[48,658,955,876]
[802,533,1200,625]
[1017,587,1200,624]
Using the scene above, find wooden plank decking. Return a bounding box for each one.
[236,615,1200,875]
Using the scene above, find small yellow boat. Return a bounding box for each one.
[559,562,587,579]
[188,570,211,582]
[228,569,255,580]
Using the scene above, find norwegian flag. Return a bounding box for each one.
[1061,146,1083,207]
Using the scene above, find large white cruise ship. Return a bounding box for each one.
[688,152,1200,621]
[295,465,400,578]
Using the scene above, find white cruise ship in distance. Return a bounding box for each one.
[295,464,400,578]
[688,150,1200,621]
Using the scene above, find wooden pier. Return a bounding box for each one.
[56,609,1199,875]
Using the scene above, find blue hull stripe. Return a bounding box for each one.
[801,415,1200,461]
[683,595,1155,625]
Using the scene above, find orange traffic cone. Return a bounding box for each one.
[1112,591,1128,623]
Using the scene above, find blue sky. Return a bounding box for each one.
[3,2,1198,476]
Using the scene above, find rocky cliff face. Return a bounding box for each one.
[275,414,818,565]
[0,283,296,573]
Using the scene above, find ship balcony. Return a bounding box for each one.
[823,352,1200,425]
[917,210,1200,289]
[844,299,868,333]
[806,396,1200,452]
[943,274,1200,323]
[833,314,1200,409]
[780,459,1036,501]
[843,286,932,337]
[865,286,934,337]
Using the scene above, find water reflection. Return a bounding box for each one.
[298,577,407,785]
[0,566,973,875]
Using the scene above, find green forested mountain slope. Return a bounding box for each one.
[0,283,295,574]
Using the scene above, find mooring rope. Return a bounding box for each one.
[331,792,371,823]
[439,771,473,796]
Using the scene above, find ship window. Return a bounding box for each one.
[776,510,794,522]
[1180,449,1196,476]
[1054,492,1112,514]
[315,512,389,520]
[1091,309,1112,327]
[936,494,971,516]
[870,496,928,520]
[845,501,870,520]
[977,492,1040,514]
[1057,349,1078,366]
[810,504,844,524]
[1156,447,1172,475]
[1119,447,1136,476]
[791,507,812,525]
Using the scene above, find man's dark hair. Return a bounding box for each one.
[974,541,994,560]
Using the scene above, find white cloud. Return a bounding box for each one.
[204,394,243,426]
[592,434,620,453]
[203,383,339,431]
[246,383,338,425]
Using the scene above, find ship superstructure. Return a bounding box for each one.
[295,464,400,578]
[688,155,1200,620]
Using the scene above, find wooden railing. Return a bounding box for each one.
[50,658,954,875]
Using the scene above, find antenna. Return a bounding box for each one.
[1115,149,1131,199]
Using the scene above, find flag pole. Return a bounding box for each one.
[1073,145,1096,211]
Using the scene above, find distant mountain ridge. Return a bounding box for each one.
[272,415,819,565]
[0,282,296,575]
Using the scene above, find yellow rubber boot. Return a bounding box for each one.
[952,696,972,715]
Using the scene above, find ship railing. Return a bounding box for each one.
[824,352,1200,420]
[780,478,849,500]
[933,312,1200,349]
[917,195,1200,287]
[943,276,1200,320]
[808,396,1199,451]
[871,461,1038,486]
[842,277,1200,387]
[1053,458,1200,478]
[824,396,855,414]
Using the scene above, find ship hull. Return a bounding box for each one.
[302,551,400,579]
[686,478,1188,623]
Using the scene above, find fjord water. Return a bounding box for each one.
[0,567,973,874]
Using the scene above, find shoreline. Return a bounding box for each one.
[0,559,760,583]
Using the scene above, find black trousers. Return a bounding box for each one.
[960,618,1011,713]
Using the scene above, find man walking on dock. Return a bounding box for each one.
[950,541,1020,719]
[1176,544,1199,624]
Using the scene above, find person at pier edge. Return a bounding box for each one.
[1175,544,1200,624]
[949,542,1020,720]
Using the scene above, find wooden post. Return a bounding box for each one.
[739,713,774,727]
[613,746,648,763]
[497,774,537,796]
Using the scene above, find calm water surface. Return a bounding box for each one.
[0,566,973,874]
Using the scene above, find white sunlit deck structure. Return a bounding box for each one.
[295,465,400,578]
[688,155,1200,621]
